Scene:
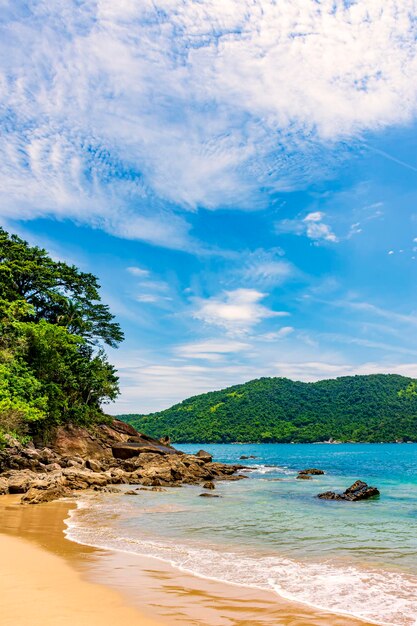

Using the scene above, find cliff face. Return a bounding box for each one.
[0,420,244,504]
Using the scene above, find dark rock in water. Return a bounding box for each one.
[203,481,215,490]
[343,480,380,501]
[296,473,312,480]
[195,450,213,463]
[199,492,220,497]
[240,455,257,460]
[318,480,380,501]
[299,468,325,475]
[124,490,138,495]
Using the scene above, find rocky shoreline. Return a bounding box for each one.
[0,420,246,505]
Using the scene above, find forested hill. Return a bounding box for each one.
[119,375,417,443]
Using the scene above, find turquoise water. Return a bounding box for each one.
[66,444,417,625]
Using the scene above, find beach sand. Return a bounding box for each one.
[0,495,374,626]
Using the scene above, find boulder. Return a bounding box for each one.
[343,480,380,501]
[296,473,312,480]
[202,481,215,490]
[318,480,379,501]
[0,477,8,495]
[86,459,102,472]
[195,450,213,463]
[299,468,325,475]
[7,470,39,494]
[21,484,71,505]
[111,443,171,460]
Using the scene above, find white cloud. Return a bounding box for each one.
[127,266,150,277]
[276,212,338,243]
[2,0,417,243]
[192,288,287,334]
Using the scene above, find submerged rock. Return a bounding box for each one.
[318,480,380,501]
[296,473,312,480]
[199,492,221,498]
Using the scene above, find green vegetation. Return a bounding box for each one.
[120,374,417,443]
[0,228,122,444]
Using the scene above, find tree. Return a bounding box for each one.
[0,228,123,347]
[0,229,123,441]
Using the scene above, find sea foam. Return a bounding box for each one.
[65,496,417,626]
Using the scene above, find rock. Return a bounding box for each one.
[199,492,220,497]
[124,490,138,495]
[44,463,62,472]
[299,468,325,475]
[7,470,39,494]
[150,486,167,492]
[240,455,257,459]
[343,480,380,501]
[62,468,110,490]
[86,459,102,472]
[159,436,171,446]
[21,484,71,505]
[0,477,8,495]
[111,443,172,460]
[195,450,213,463]
[202,481,215,490]
[296,473,312,480]
[318,481,380,501]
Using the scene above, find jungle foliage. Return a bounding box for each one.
[0,228,122,443]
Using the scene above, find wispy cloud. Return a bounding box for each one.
[2,1,417,247]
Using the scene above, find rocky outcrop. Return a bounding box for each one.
[240,455,257,460]
[299,468,325,475]
[318,480,380,501]
[0,419,245,504]
[296,473,312,480]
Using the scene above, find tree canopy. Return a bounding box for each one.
[120,374,417,443]
[0,229,122,443]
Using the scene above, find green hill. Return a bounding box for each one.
[119,375,417,443]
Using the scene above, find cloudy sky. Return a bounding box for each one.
[2,0,417,413]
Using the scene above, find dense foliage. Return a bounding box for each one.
[0,228,123,443]
[120,374,417,443]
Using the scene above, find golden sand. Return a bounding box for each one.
[0,496,373,626]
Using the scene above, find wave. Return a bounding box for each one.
[246,463,294,475]
[65,496,417,626]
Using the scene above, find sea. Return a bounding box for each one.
[65,443,417,626]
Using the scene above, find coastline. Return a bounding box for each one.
[0,494,375,626]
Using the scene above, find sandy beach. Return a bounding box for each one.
[0,494,375,626]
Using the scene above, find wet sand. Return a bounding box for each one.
[0,496,374,626]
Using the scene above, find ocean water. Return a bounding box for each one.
[65,443,417,626]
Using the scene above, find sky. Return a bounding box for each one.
[1,1,417,413]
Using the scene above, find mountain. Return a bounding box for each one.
[119,374,417,443]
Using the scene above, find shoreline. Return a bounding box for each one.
[0,494,375,626]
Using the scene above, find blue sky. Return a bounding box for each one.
[1,1,417,413]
